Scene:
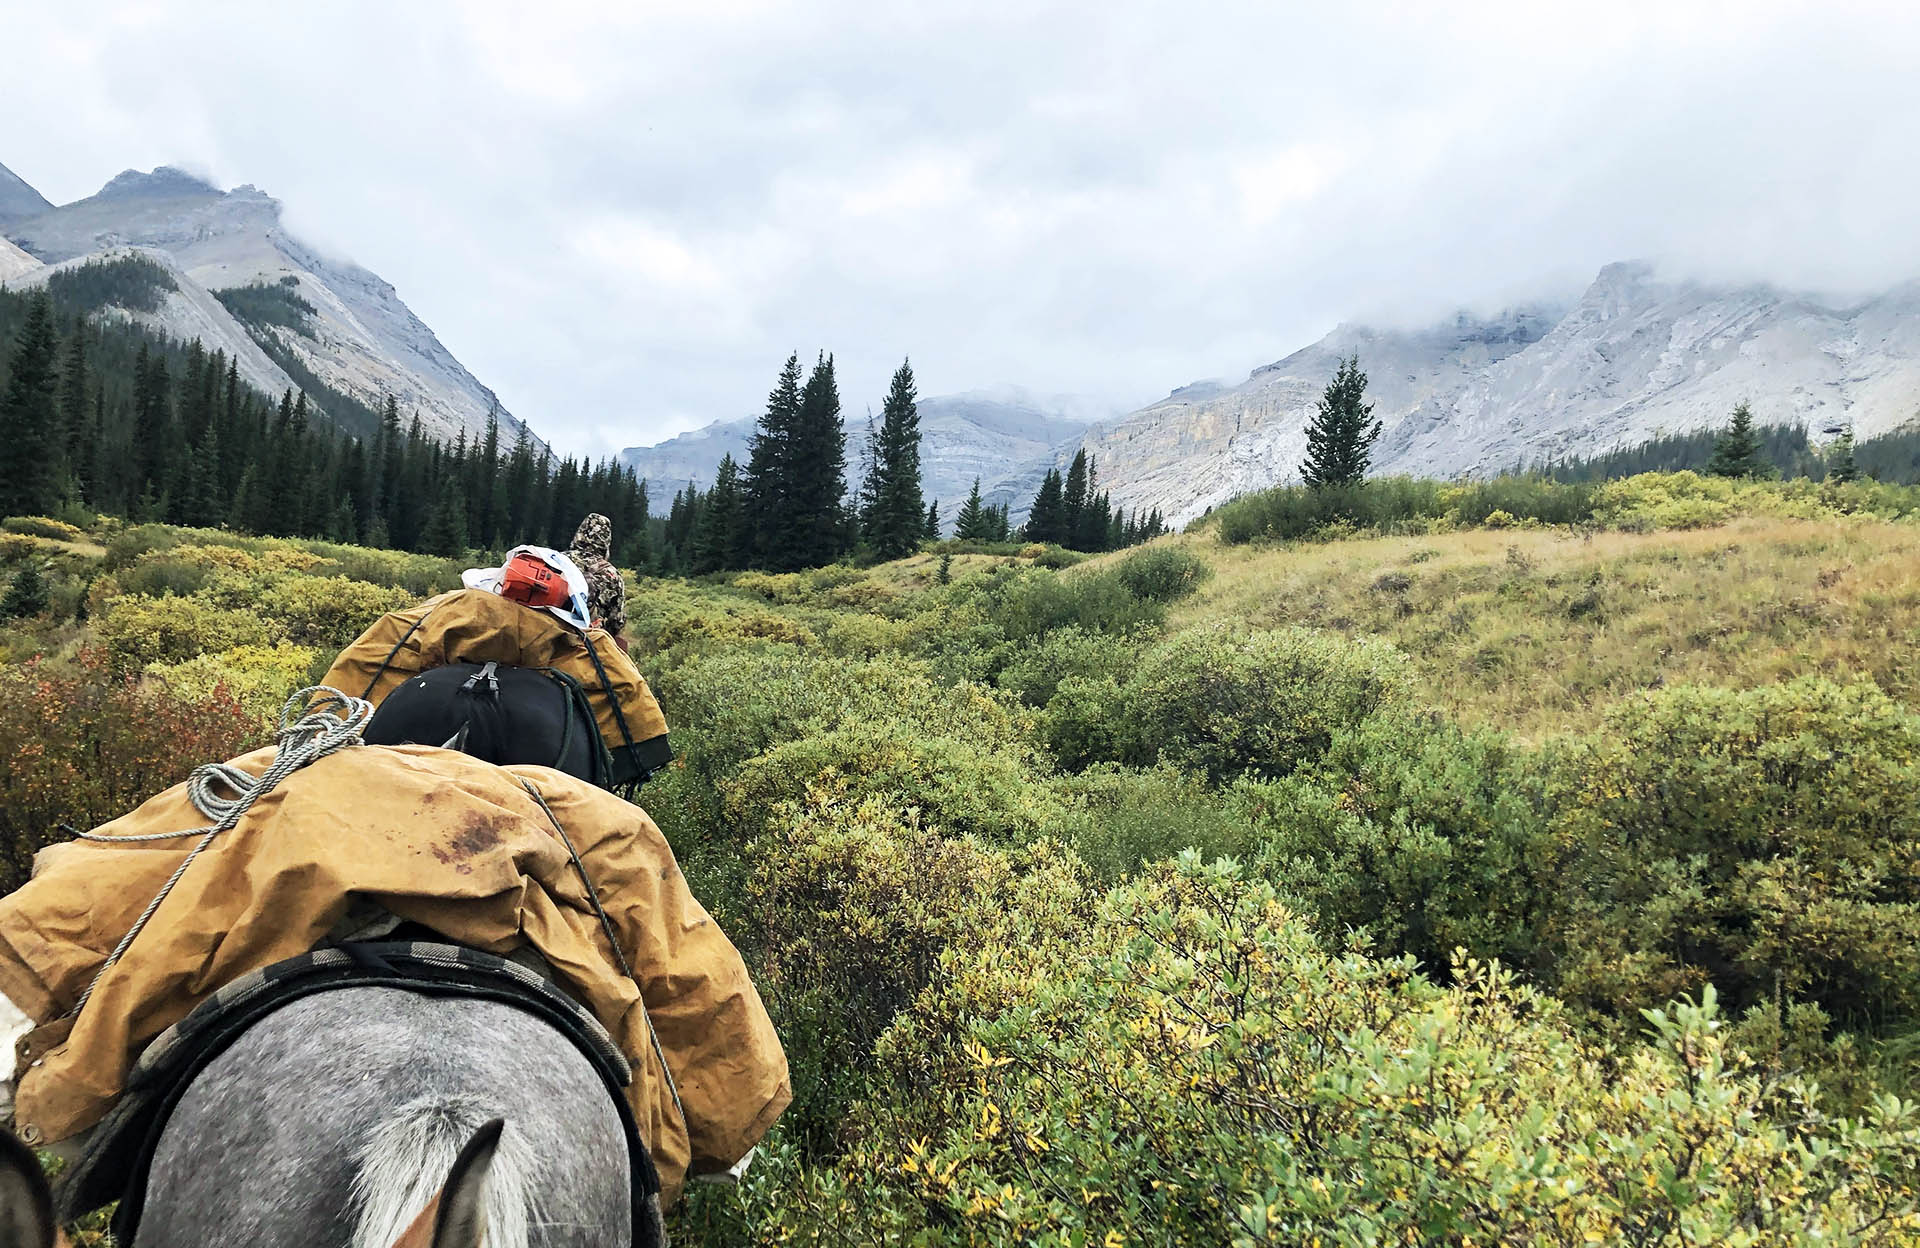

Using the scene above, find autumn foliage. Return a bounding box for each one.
[0,650,264,892]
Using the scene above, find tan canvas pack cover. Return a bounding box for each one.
[0,745,789,1203]
[322,589,672,784]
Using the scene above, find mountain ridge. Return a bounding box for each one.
[0,160,52,225]
[1064,263,1920,524]
[2,164,531,448]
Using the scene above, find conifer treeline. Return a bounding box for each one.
[658,353,939,573]
[0,289,650,561]
[655,355,1167,572]
[1019,448,1166,550]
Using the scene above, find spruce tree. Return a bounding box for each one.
[781,353,847,570]
[1062,450,1089,545]
[1828,428,1860,484]
[955,478,988,540]
[924,499,940,540]
[743,353,803,565]
[420,474,471,557]
[869,359,925,558]
[0,561,48,620]
[693,454,746,574]
[1706,401,1771,479]
[58,325,88,489]
[1024,469,1066,543]
[1300,354,1381,489]
[855,409,882,539]
[0,293,63,516]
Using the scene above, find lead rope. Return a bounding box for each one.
[65,687,373,1019]
[518,779,688,1132]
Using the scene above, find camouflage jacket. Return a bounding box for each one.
[569,513,628,636]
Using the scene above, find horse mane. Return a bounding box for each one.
[350,1095,538,1248]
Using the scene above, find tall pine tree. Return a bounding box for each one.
[693,453,746,574]
[782,353,847,570]
[1828,428,1860,484]
[955,478,989,540]
[0,293,62,516]
[1024,469,1066,544]
[743,353,803,567]
[868,359,925,558]
[1707,401,1772,479]
[1299,354,1381,489]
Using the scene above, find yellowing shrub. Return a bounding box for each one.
[256,576,415,648]
[146,642,319,725]
[96,593,270,669]
[2,516,85,542]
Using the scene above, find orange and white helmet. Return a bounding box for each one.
[462,546,594,631]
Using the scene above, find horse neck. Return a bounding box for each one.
[138,987,629,1248]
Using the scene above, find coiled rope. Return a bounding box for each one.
[66,686,372,1017]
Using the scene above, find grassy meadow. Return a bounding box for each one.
[6,470,1920,1243]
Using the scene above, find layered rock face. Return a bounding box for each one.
[3,166,525,445]
[1074,264,1920,525]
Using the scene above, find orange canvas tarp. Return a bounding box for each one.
[0,744,787,1203]
[322,589,671,782]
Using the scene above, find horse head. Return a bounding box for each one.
[0,1121,504,1248]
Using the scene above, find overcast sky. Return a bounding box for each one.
[4,0,1918,457]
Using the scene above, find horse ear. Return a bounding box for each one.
[0,1126,58,1248]
[430,1119,504,1248]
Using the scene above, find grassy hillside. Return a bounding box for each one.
[1179,517,1920,735]
[5,473,1920,1243]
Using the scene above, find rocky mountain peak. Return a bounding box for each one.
[0,160,53,225]
[95,166,222,201]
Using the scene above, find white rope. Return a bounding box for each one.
[66,686,372,1017]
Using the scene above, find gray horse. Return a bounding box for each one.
[2,987,631,1248]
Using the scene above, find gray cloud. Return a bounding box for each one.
[4,0,1917,457]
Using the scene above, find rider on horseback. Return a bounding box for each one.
[568,514,628,650]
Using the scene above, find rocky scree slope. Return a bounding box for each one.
[3,245,300,400]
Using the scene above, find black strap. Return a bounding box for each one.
[460,661,502,698]
[360,604,439,700]
[581,634,641,765]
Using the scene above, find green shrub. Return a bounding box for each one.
[736,787,1021,1154]
[708,856,1920,1246]
[656,650,1028,850]
[1043,626,1410,780]
[1550,677,1920,1028]
[976,565,1163,641]
[1051,763,1253,879]
[255,575,415,648]
[95,593,270,669]
[146,642,319,726]
[992,624,1147,708]
[302,542,464,594]
[115,555,214,599]
[1037,674,1142,770]
[1107,544,1210,603]
[1247,712,1556,968]
[725,721,1059,846]
[102,524,182,569]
